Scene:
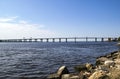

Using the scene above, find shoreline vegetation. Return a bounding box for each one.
[48,49,120,79]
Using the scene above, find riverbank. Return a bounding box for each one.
[48,50,120,79]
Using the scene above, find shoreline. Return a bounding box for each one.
[48,50,120,79]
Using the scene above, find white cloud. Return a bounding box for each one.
[0,17,55,39]
[18,20,28,24]
[0,16,18,22]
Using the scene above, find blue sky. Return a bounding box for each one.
[0,0,120,39]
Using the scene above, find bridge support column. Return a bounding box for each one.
[86,37,88,42]
[29,39,32,42]
[66,38,67,43]
[111,38,118,42]
[19,39,22,42]
[46,39,49,42]
[59,38,61,42]
[35,39,37,42]
[101,38,104,42]
[40,39,43,42]
[108,38,112,42]
[114,38,118,42]
[75,38,76,43]
[23,39,27,42]
[95,38,97,42]
[53,38,55,42]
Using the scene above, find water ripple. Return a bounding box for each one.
[0,42,118,79]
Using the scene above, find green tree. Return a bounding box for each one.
[118,37,120,41]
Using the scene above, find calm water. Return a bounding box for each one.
[0,42,119,79]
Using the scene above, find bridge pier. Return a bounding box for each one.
[101,38,104,42]
[66,38,67,43]
[108,38,112,42]
[18,39,22,42]
[40,39,43,42]
[46,39,49,42]
[95,38,97,42]
[35,39,37,42]
[113,38,118,42]
[59,38,61,42]
[86,37,88,42]
[23,39,27,42]
[52,38,55,42]
[29,39,32,42]
[75,38,76,43]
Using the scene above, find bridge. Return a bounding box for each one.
[0,37,118,42]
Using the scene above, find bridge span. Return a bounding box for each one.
[0,37,118,42]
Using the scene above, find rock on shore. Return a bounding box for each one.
[48,50,120,79]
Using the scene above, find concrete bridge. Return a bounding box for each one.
[0,37,118,42]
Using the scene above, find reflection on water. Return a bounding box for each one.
[0,42,118,79]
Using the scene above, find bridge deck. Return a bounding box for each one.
[0,37,118,42]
